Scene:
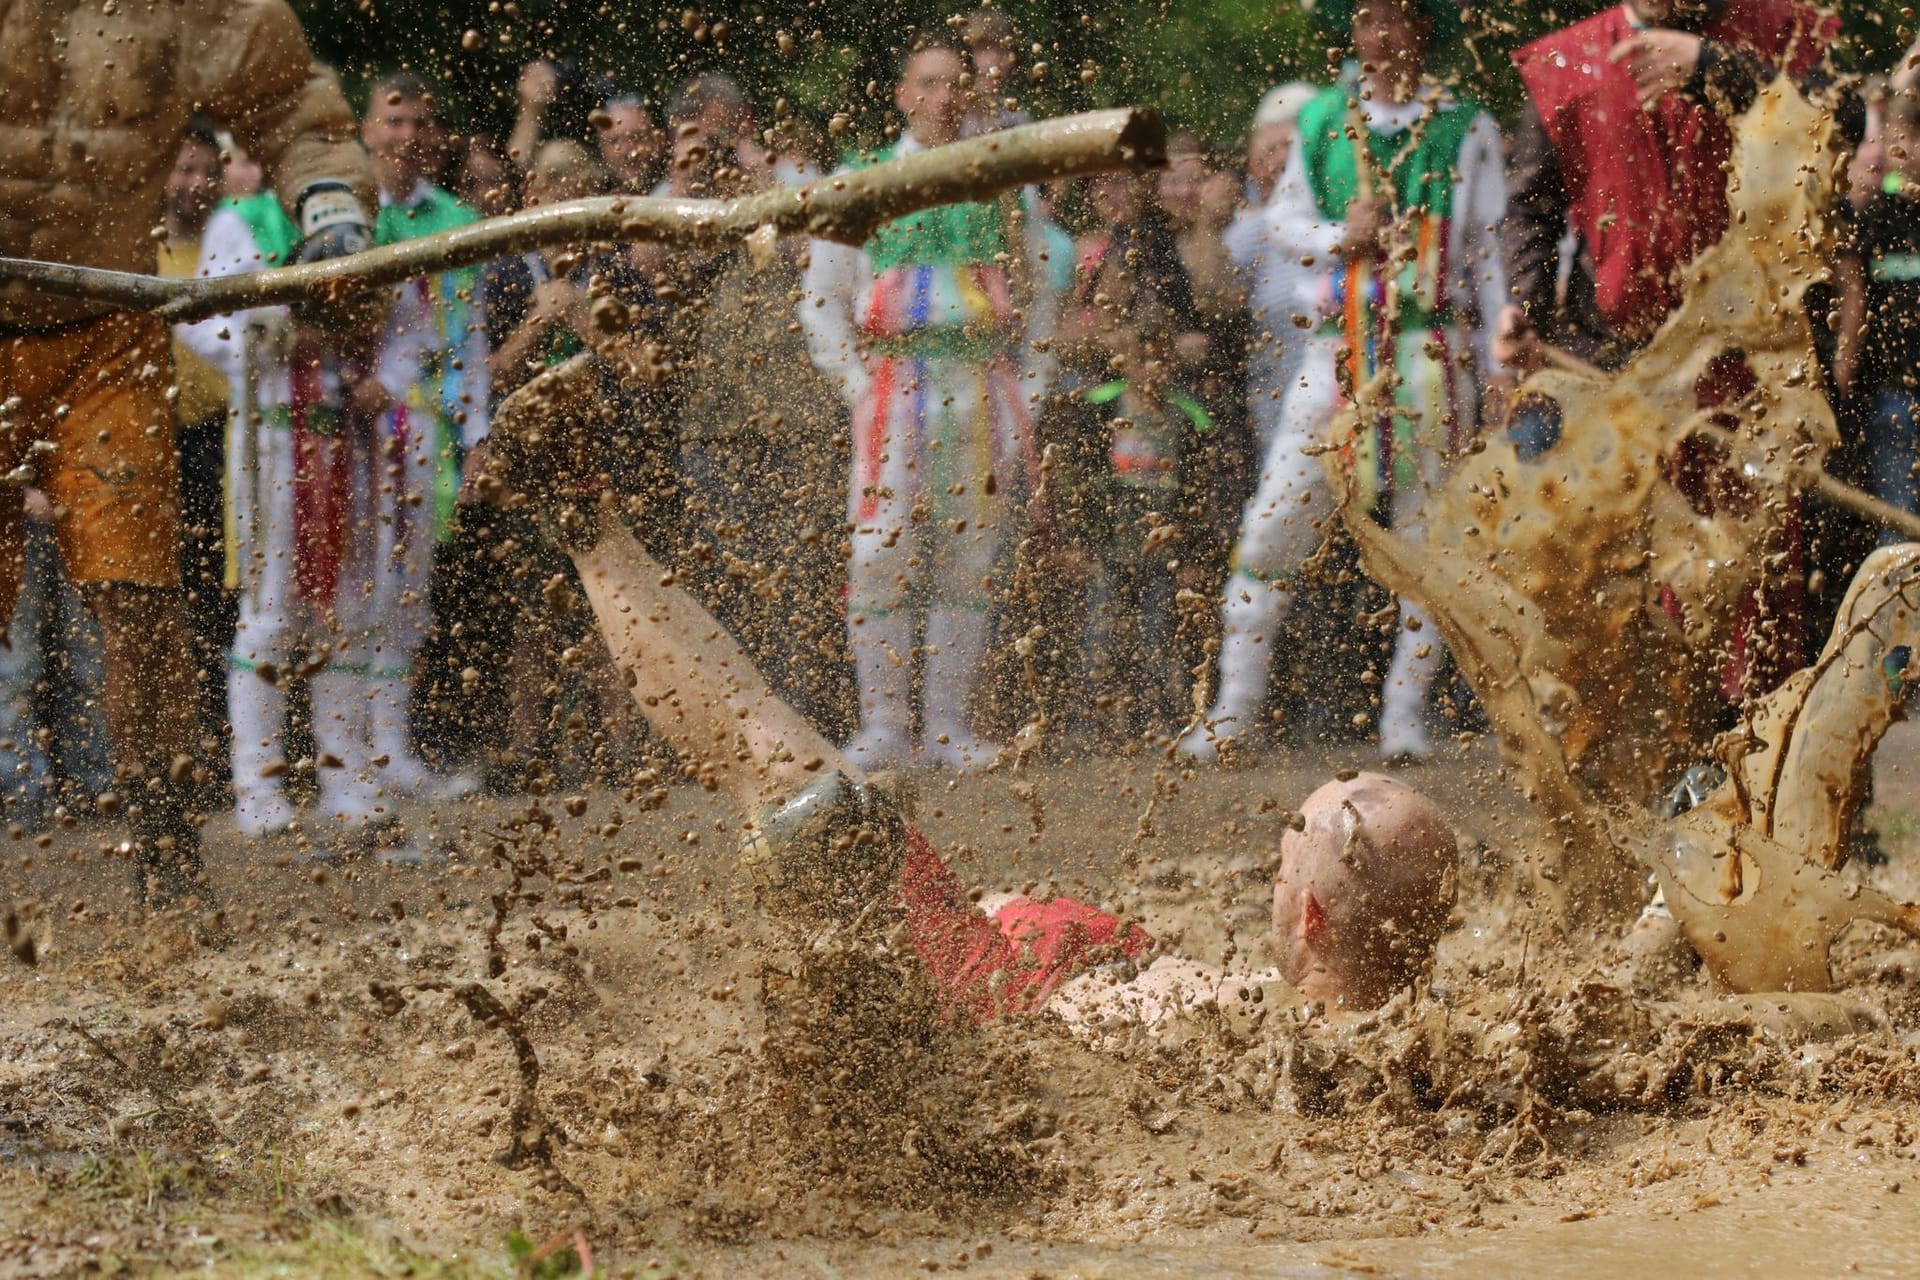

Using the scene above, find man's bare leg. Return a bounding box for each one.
[570,499,850,813]
[563,502,918,927]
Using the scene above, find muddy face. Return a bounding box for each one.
[1272,773,1457,1009]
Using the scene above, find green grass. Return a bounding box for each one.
[161,1216,689,1279]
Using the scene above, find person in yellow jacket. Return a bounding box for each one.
[0,0,375,905]
[156,119,241,777]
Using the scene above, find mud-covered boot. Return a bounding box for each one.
[738,771,908,928]
[128,769,212,912]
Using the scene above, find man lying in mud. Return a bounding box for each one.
[477,403,1460,1029]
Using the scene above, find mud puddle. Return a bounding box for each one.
[6,738,1920,1276]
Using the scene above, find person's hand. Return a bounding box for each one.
[1479,374,1520,430]
[1174,330,1212,367]
[1832,348,1857,400]
[456,437,496,507]
[518,60,562,114]
[294,180,373,264]
[528,278,581,329]
[1492,305,1547,378]
[1339,195,1390,258]
[292,180,384,345]
[1610,30,1704,105]
[1850,135,1888,208]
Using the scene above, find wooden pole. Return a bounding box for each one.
[1533,343,1920,544]
[0,108,1165,324]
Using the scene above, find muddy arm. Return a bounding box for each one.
[1746,544,1920,866]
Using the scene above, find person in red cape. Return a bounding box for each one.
[1496,0,1845,709]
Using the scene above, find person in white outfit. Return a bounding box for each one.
[1181,0,1508,765]
[800,43,1056,771]
[1224,82,1320,457]
[192,75,487,842]
[183,195,402,838]
[342,74,490,805]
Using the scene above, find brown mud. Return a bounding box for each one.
[9,731,1920,1276]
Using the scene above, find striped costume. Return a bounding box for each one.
[1186,83,1509,761]
[184,195,417,833]
[802,133,1052,769]
[361,180,488,795]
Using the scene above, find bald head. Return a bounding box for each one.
[1272,773,1456,1009]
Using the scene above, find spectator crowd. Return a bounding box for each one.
[5,0,1908,863]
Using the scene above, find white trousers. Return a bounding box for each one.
[1209,337,1462,742]
[844,352,1027,754]
[227,391,438,812]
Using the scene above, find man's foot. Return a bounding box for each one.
[1620,895,1700,994]
[130,839,211,911]
[129,775,217,914]
[740,770,908,927]
[1175,716,1243,765]
[318,774,399,833]
[1377,714,1433,765]
[372,749,432,798]
[427,770,483,803]
[234,787,295,839]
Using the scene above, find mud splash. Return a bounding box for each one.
[12,760,1920,1274]
[1330,81,1920,988]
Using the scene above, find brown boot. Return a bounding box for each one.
[739,771,908,928]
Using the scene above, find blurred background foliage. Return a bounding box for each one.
[294,0,1918,150]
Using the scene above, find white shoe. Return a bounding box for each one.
[234,787,294,838]
[1175,715,1243,764]
[428,770,482,802]
[371,749,434,800]
[1377,713,1433,764]
[318,771,392,830]
[921,608,994,773]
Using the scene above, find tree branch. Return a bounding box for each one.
[0,108,1165,324]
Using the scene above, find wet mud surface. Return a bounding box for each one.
[9,729,1920,1276]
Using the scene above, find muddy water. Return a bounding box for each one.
[6,733,1920,1276]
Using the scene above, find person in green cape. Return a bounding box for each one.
[1181,0,1510,766]
[801,40,1059,773]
